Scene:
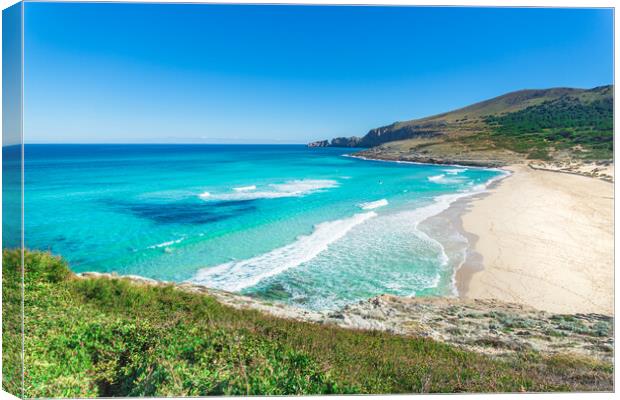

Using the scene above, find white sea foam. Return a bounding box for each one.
[190,211,377,291]
[358,199,389,210]
[443,168,468,175]
[397,171,511,271]
[148,238,184,249]
[428,174,444,182]
[233,185,257,192]
[199,191,210,198]
[428,174,464,184]
[269,180,338,193]
[200,179,339,202]
[415,183,493,225]
[416,170,511,294]
[192,170,511,302]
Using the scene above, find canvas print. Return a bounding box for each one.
[1,2,615,397]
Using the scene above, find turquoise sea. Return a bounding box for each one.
[21,144,503,310]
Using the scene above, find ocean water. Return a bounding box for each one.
[23,144,503,310]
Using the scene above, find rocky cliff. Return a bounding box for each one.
[307,136,362,148]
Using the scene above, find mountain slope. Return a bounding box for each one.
[359,87,585,147]
[312,85,613,164]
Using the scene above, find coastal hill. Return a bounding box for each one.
[309,85,613,167]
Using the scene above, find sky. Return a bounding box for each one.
[22,3,614,144]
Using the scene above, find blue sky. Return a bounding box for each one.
[23,3,613,144]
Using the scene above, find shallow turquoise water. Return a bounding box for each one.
[23,144,502,310]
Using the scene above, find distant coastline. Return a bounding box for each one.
[342,151,507,169]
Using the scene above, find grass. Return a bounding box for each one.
[2,250,614,397]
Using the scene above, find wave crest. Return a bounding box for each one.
[428,174,463,184]
[189,211,377,291]
[358,199,389,210]
[200,179,339,202]
[233,185,257,192]
[148,238,184,249]
[443,168,468,175]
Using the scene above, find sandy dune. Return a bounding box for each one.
[460,165,614,315]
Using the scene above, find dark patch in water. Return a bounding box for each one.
[104,199,257,225]
[244,282,292,301]
[70,257,89,267]
[46,236,83,252]
[209,199,256,208]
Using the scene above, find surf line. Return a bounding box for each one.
[189,211,377,291]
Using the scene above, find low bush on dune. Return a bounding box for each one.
[2,250,613,397]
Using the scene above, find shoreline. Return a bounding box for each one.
[345,150,508,168]
[342,152,506,171]
[349,152,613,315]
[422,174,509,297]
[352,152,510,298]
[419,172,511,297]
[347,150,511,300]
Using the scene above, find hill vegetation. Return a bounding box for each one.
[2,250,613,397]
[485,87,613,160]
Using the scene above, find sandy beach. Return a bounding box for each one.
[457,164,614,315]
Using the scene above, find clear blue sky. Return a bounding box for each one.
[23,3,613,144]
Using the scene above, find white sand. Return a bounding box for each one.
[461,165,614,315]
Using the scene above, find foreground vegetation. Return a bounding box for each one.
[2,250,613,397]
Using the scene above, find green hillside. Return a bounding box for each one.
[2,250,613,397]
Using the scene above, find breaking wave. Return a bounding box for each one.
[428,174,464,184]
[233,185,257,192]
[199,179,339,201]
[148,238,185,249]
[189,211,377,291]
[358,199,389,210]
